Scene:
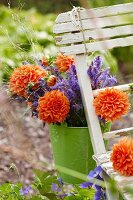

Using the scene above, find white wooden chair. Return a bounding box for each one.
[53,2,133,200]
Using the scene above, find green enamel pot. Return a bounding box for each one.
[49,124,95,184]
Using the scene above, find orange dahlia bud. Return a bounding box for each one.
[9,65,47,96]
[47,75,57,87]
[41,57,49,67]
[93,88,130,122]
[111,137,133,176]
[38,90,70,123]
[55,53,74,72]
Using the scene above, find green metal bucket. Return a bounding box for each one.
[49,124,95,184]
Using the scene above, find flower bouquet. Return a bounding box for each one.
[9,53,122,183]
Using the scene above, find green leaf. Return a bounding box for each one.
[129,84,133,94]
[78,188,95,198]
[33,169,51,190]
[37,176,58,194]
[33,169,51,180]
[0,182,23,200]
[43,193,58,200]
[33,169,58,195]
[64,196,82,200]
[100,121,111,133]
[29,196,49,200]
[29,197,42,200]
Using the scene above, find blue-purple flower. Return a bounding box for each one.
[51,178,64,193]
[80,166,107,200]
[20,186,32,196]
[80,181,93,188]
[51,183,62,193]
[88,166,103,180]
[51,178,69,198]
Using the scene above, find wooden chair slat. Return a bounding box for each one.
[60,36,133,55]
[93,83,132,97]
[103,127,133,140]
[55,25,133,45]
[56,3,133,23]
[54,13,133,34]
[114,175,133,184]
[123,192,133,200]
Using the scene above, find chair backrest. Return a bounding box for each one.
[53,3,133,155]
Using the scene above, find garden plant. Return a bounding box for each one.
[0,1,133,200]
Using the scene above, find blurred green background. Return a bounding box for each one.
[0,0,133,82]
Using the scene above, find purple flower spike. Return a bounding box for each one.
[87,56,117,89]
[32,101,38,107]
[93,56,103,69]
[88,166,103,179]
[93,184,102,191]
[87,56,102,79]
[80,181,93,188]
[20,186,32,196]
[94,189,103,200]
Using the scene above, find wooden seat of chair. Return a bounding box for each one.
[93,152,133,200]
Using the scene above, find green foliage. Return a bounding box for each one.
[2,166,133,200]
[0,171,58,200]
[33,169,58,198]
[0,6,56,83]
[0,0,79,14]
[0,0,132,13]
[65,186,95,200]
[0,1,133,84]
[129,84,133,93]
[89,0,133,8]
[0,169,95,200]
[0,183,23,200]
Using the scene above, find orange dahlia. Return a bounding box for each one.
[38,90,70,123]
[93,88,130,121]
[9,65,47,96]
[55,53,74,72]
[110,137,133,176]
